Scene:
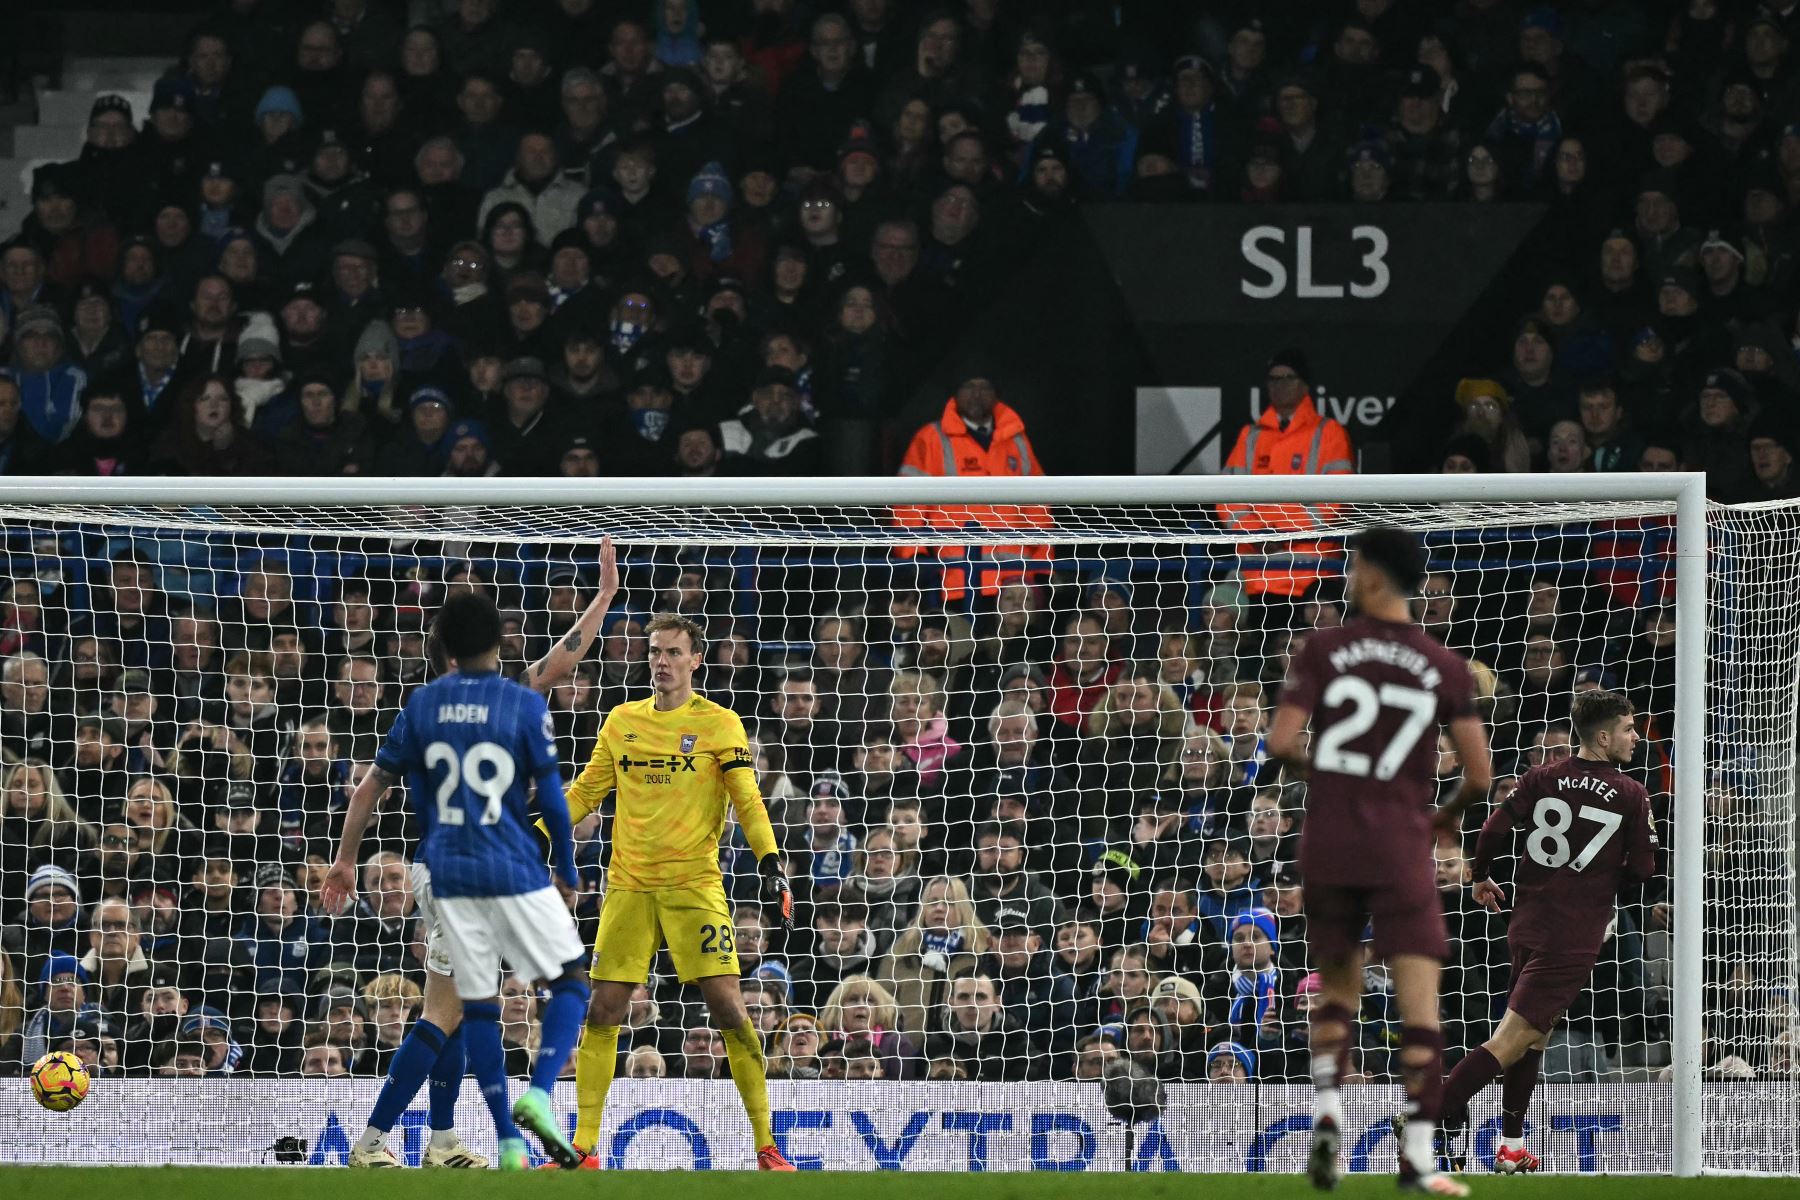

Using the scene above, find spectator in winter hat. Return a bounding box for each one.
[1637,429,1682,472]
[1742,414,1800,501]
[443,418,498,478]
[1346,140,1392,203]
[1271,73,1346,202]
[80,94,137,217]
[1226,905,1281,1025]
[720,365,823,476]
[231,867,328,999]
[1207,1039,1256,1082]
[1035,71,1138,200]
[1386,65,1460,202]
[179,1004,242,1075]
[251,175,329,288]
[1141,54,1230,196]
[1686,368,1756,498]
[797,776,857,898]
[678,161,767,285]
[654,67,730,194]
[63,279,127,380]
[251,84,307,171]
[348,319,401,426]
[370,385,453,478]
[554,431,597,477]
[1501,316,1576,443]
[1634,170,1703,283]
[273,369,373,476]
[1440,433,1491,474]
[487,356,563,475]
[1697,229,1763,322]
[321,240,383,338]
[11,865,84,984]
[20,952,96,1066]
[232,313,284,426]
[26,162,120,288]
[1450,377,1531,472]
[9,306,86,444]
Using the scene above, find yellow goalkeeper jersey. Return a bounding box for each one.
[565,692,780,892]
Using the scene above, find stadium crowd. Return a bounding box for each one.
[0,0,1794,1091]
[1,2,1799,493]
[2,533,1775,1089]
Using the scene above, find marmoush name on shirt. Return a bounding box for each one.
[1325,638,1444,689]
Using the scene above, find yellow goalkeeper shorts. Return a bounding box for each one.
[590,885,739,984]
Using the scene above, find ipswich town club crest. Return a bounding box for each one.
[681,734,697,753]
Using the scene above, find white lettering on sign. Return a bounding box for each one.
[1250,387,1397,428]
[1239,225,1391,300]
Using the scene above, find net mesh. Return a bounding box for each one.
[0,491,1791,1174]
[1703,504,1800,1174]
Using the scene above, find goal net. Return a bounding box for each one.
[0,477,1790,1175]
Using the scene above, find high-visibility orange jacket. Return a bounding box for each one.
[900,397,1042,479]
[896,397,1051,599]
[1218,395,1355,597]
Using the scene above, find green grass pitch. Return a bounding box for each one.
[0,1170,1793,1199]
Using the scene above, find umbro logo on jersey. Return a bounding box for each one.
[623,733,638,741]
[681,734,697,753]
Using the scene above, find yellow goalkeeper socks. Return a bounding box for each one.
[722,1020,774,1148]
[574,1024,620,1152]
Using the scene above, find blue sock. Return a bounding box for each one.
[368,1020,446,1134]
[462,1002,520,1142]
[531,979,590,1094]
[429,1025,465,1131]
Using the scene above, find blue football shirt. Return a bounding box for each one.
[375,669,564,898]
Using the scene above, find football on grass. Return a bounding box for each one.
[30,1051,90,1112]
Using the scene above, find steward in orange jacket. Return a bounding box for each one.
[896,373,1051,599]
[1218,349,1355,598]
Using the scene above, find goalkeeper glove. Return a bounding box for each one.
[759,854,792,931]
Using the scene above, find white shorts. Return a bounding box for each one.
[434,886,587,1002]
[409,861,454,979]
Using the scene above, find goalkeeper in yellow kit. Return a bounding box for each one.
[549,611,796,1171]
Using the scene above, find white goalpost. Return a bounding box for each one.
[0,472,1788,1176]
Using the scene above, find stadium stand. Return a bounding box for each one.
[0,1,1788,1098]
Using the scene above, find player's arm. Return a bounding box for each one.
[1623,789,1662,886]
[1432,713,1493,831]
[533,709,615,857]
[323,763,400,906]
[563,712,618,825]
[719,717,791,929]
[521,535,619,694]
[327,703,415,906]
[1469,779,1522,912]
[1264,701,1312,780]
[1265,638,1321,779]
[534,767,580,892]
[518,691,580,890]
